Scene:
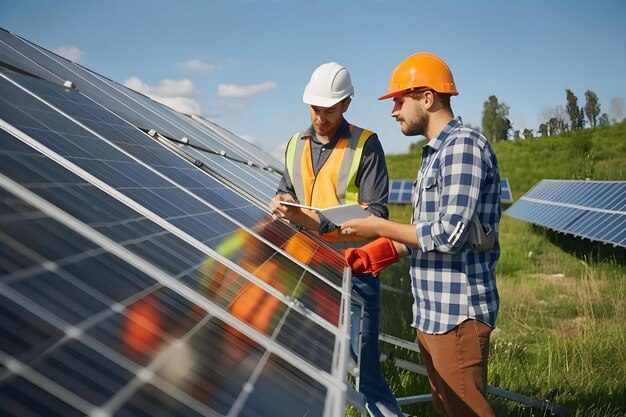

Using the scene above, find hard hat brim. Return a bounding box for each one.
[377,91,400,101]
[378,88,459,100]
[302,93,352,108]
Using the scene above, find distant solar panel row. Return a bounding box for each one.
[505,179,626,248]
[0,27,353,416]
[500,178,513,203]
[388,178,513,204]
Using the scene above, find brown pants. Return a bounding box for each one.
[416,319,495,417]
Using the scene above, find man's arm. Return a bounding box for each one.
[341,215,419,253]
[356,133,390,220]
[414,135,486,253]
[269,158,323,232]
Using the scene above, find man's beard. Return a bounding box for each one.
[402,111,428,137]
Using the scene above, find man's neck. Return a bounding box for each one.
[426,112,454,141]
[316,123,343,144]
[317,134,332,144]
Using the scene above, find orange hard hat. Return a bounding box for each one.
[378,52,458,100]
[122,298,161,356]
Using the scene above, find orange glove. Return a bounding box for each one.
[344,238,399,277]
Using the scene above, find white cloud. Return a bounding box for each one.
[154,97,202,115]
[154,78,198,97]
[124,77,198,97]
[217,81,277,98]
[123,76,202,115]
[270,142,287,164]
[53,46,85,62]
[123,76,150,93]
[180,59,219,73]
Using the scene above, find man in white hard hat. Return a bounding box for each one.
[270,62,404,417]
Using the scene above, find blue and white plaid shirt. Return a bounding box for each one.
[411,117,501,334]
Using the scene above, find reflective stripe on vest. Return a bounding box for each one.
[285,125,373,244]
[286,125,371,205]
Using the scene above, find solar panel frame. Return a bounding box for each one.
[505,179,626,248]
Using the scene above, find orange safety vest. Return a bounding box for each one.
[203,257,285,336]
[285,125,373,245]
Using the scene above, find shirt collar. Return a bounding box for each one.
[424,116,464,153]
[299,118,351,144]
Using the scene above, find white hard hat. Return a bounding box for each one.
[302,62,354,107]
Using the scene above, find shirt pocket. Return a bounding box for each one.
[415,169,440,221]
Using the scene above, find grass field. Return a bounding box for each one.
[371,215,626,417]
[348,123,626,416]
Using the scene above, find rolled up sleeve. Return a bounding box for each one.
[416,136,485,253]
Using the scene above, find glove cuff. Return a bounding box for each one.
[366,238,399,277]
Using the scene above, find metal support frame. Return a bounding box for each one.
[378,333,574,416]
[344,267,367,417]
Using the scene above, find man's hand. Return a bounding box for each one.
[270,194,300,220]
[344,237,400,277]
[341,216,385,239]
[270,194,321,232]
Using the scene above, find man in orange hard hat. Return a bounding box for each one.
[270,62,403,417]
[343,52,501,417]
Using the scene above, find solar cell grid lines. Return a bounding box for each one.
[0,27,353,417]
[189,114,284,174]
[388,179,414,204]
[505,179,626,248]
[3,123,342,370]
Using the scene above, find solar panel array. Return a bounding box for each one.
[505,179,626,248]
[0,27,354,417]
[388,179,413,205]
[389,178,513,204]
[500,177,513,203]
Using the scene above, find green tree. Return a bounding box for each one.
[522,128,534,139]
[566,89,585,130]
[584,90,601,127]
[548,117,566,135]
[538,123,548,137]
[481,95,511,142]
[599,113,610,126]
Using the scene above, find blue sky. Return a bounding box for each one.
[1,0,625,159]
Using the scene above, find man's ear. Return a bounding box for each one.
[342,97,352,112]
[422,90,435,110]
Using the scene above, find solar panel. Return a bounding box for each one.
[500,177,513,203]
[0,28,281,205]
[190,114,284,174]
[388,178,514,204]
[0,28,355,416]
[388,179,414,204]
[505,179,626,248]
